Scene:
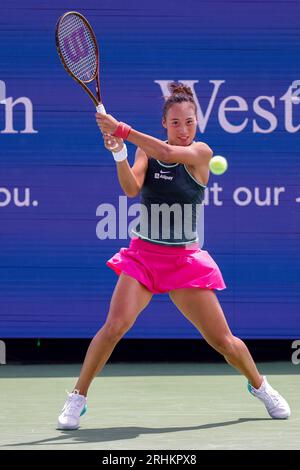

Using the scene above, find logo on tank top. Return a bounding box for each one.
[154,170,174,181]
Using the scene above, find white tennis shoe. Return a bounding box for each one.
[57,389,87,430]
[248,376,291,419]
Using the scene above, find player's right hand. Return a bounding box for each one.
[103,133,124,153]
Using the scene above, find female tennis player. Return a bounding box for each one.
[57,82,290,430]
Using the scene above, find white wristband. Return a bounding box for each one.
[112,144,128,162]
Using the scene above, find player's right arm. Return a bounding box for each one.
[114,145,148,198]
[102,132,148,197]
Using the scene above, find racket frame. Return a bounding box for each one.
[55,11,102,107]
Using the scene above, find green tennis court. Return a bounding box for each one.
[1,362,299,450]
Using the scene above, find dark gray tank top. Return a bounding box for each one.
[131,156,206,246]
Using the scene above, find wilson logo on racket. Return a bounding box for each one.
[63,27,89,64]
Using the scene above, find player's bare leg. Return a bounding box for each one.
[74,273,153,395]
[169,288,262,387]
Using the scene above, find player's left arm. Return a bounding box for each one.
[127,129,212,165]
[96,113,213,165]
[165,141,213,165]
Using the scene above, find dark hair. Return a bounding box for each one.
[162,82,197,120]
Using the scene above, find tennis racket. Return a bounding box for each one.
[55,11,117,147]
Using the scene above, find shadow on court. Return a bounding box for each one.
[5,418,271,447]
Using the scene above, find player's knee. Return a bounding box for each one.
[211,335,238,356]
[103,319,132,342]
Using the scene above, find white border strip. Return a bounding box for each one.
[183,164,207,188]
[131,229,198,245]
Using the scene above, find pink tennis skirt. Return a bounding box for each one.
[106,237,226,294]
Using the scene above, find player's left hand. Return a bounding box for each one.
[96,113,119,135]
[103,133,124,153]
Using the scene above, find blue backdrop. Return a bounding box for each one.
[0,0,299,338]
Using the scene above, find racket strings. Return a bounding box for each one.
[57,14,97,82]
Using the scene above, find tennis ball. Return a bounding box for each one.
[209,155,228,175]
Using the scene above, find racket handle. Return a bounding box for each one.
[96,103,119,151]
[96,103,106,114]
